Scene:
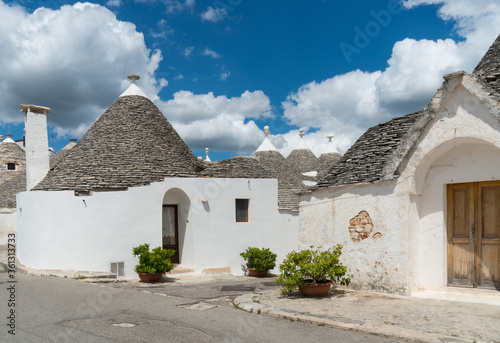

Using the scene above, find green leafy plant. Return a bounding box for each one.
[240,247,277,272]
[132,243,175,274]
[276,245,351,295]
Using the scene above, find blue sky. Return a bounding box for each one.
[0,0,499,161]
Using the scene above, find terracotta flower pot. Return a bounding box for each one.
[138,272,163,283]
[298,281,332,297]
[247,268,269,277]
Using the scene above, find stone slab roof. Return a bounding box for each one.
[0,174,25,208]
[0,142,26,185]
[200,156,273,179]
[253,150,305,210]
[34,95,202,191]
[473,34,500,97]
[314,109,432,189]
[316,152,342,180]
[286,149,318,174]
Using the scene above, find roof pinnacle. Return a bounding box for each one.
[127,74,140,84]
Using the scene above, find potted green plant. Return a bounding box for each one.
[276,245,351,296]
[240,247,277,277]
[132,243,176,282]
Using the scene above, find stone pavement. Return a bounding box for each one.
[234,288,500,343]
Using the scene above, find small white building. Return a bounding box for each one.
[299,35,500,298]
[17,77,296,278]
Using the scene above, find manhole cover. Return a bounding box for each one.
[220,285,255,292]
[112,323,136,328]
[177,302,219,311]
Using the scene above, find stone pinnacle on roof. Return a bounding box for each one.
[120,74,148,98]
[255,125,279,153]
[323,135,339,154]
[204,147,211,162]
[2,134,15,143]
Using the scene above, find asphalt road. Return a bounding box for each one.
[0,270,405,342]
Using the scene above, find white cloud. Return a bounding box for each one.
[282,0,500,155]
[183,46,194,57]
[106,0,121,7]
[219,71,231,80]
[173,73,184,80]
[202,47,222,58]
[0,1,165,139]
[201,6,227,22]
[135,0,194,14]
[156,90,273,152]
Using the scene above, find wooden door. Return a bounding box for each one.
[447,181,500,290]
[162,205,179,264]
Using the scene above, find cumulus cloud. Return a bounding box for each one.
[0,1,166,139]
[202,47,222,58]
[281,0,500,155]
[201,6,228,22]
[157,90,273,152]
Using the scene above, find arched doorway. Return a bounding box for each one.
[411,138,500,291]
[163,188,190,264]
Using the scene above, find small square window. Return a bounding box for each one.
[7,163,15,171]
[235,199,249,222]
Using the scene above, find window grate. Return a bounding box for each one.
[110,262,125,277]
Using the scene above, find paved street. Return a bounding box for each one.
[0,270,404,343]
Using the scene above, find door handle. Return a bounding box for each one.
[467,223,475,236]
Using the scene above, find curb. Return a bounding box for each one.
[233,292,472,343]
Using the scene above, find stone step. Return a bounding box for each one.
[168,265,194,275]
[202,267,231,275]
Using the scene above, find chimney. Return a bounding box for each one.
[21,104,51,190]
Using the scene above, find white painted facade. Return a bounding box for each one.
[17,177,288,278]
[299,74,500,298]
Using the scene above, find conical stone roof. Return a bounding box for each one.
[0,140,26,185]
[286,130,318,174]
[253,150,305,210]
[473,34,500,95]
[35,94,202,191]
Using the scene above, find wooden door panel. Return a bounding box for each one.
[477,182,500,289]
[447,183,475,287]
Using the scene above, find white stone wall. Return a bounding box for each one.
[0,208,16,245]
[299,182,410,293]
[278,209,299,264]
[17,177,281,278]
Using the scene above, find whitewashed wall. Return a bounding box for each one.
[299,182,410,293]
[278,209,299,266]
[17,177,280,278]
[0,208,16,245]
[299,80,500,295]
